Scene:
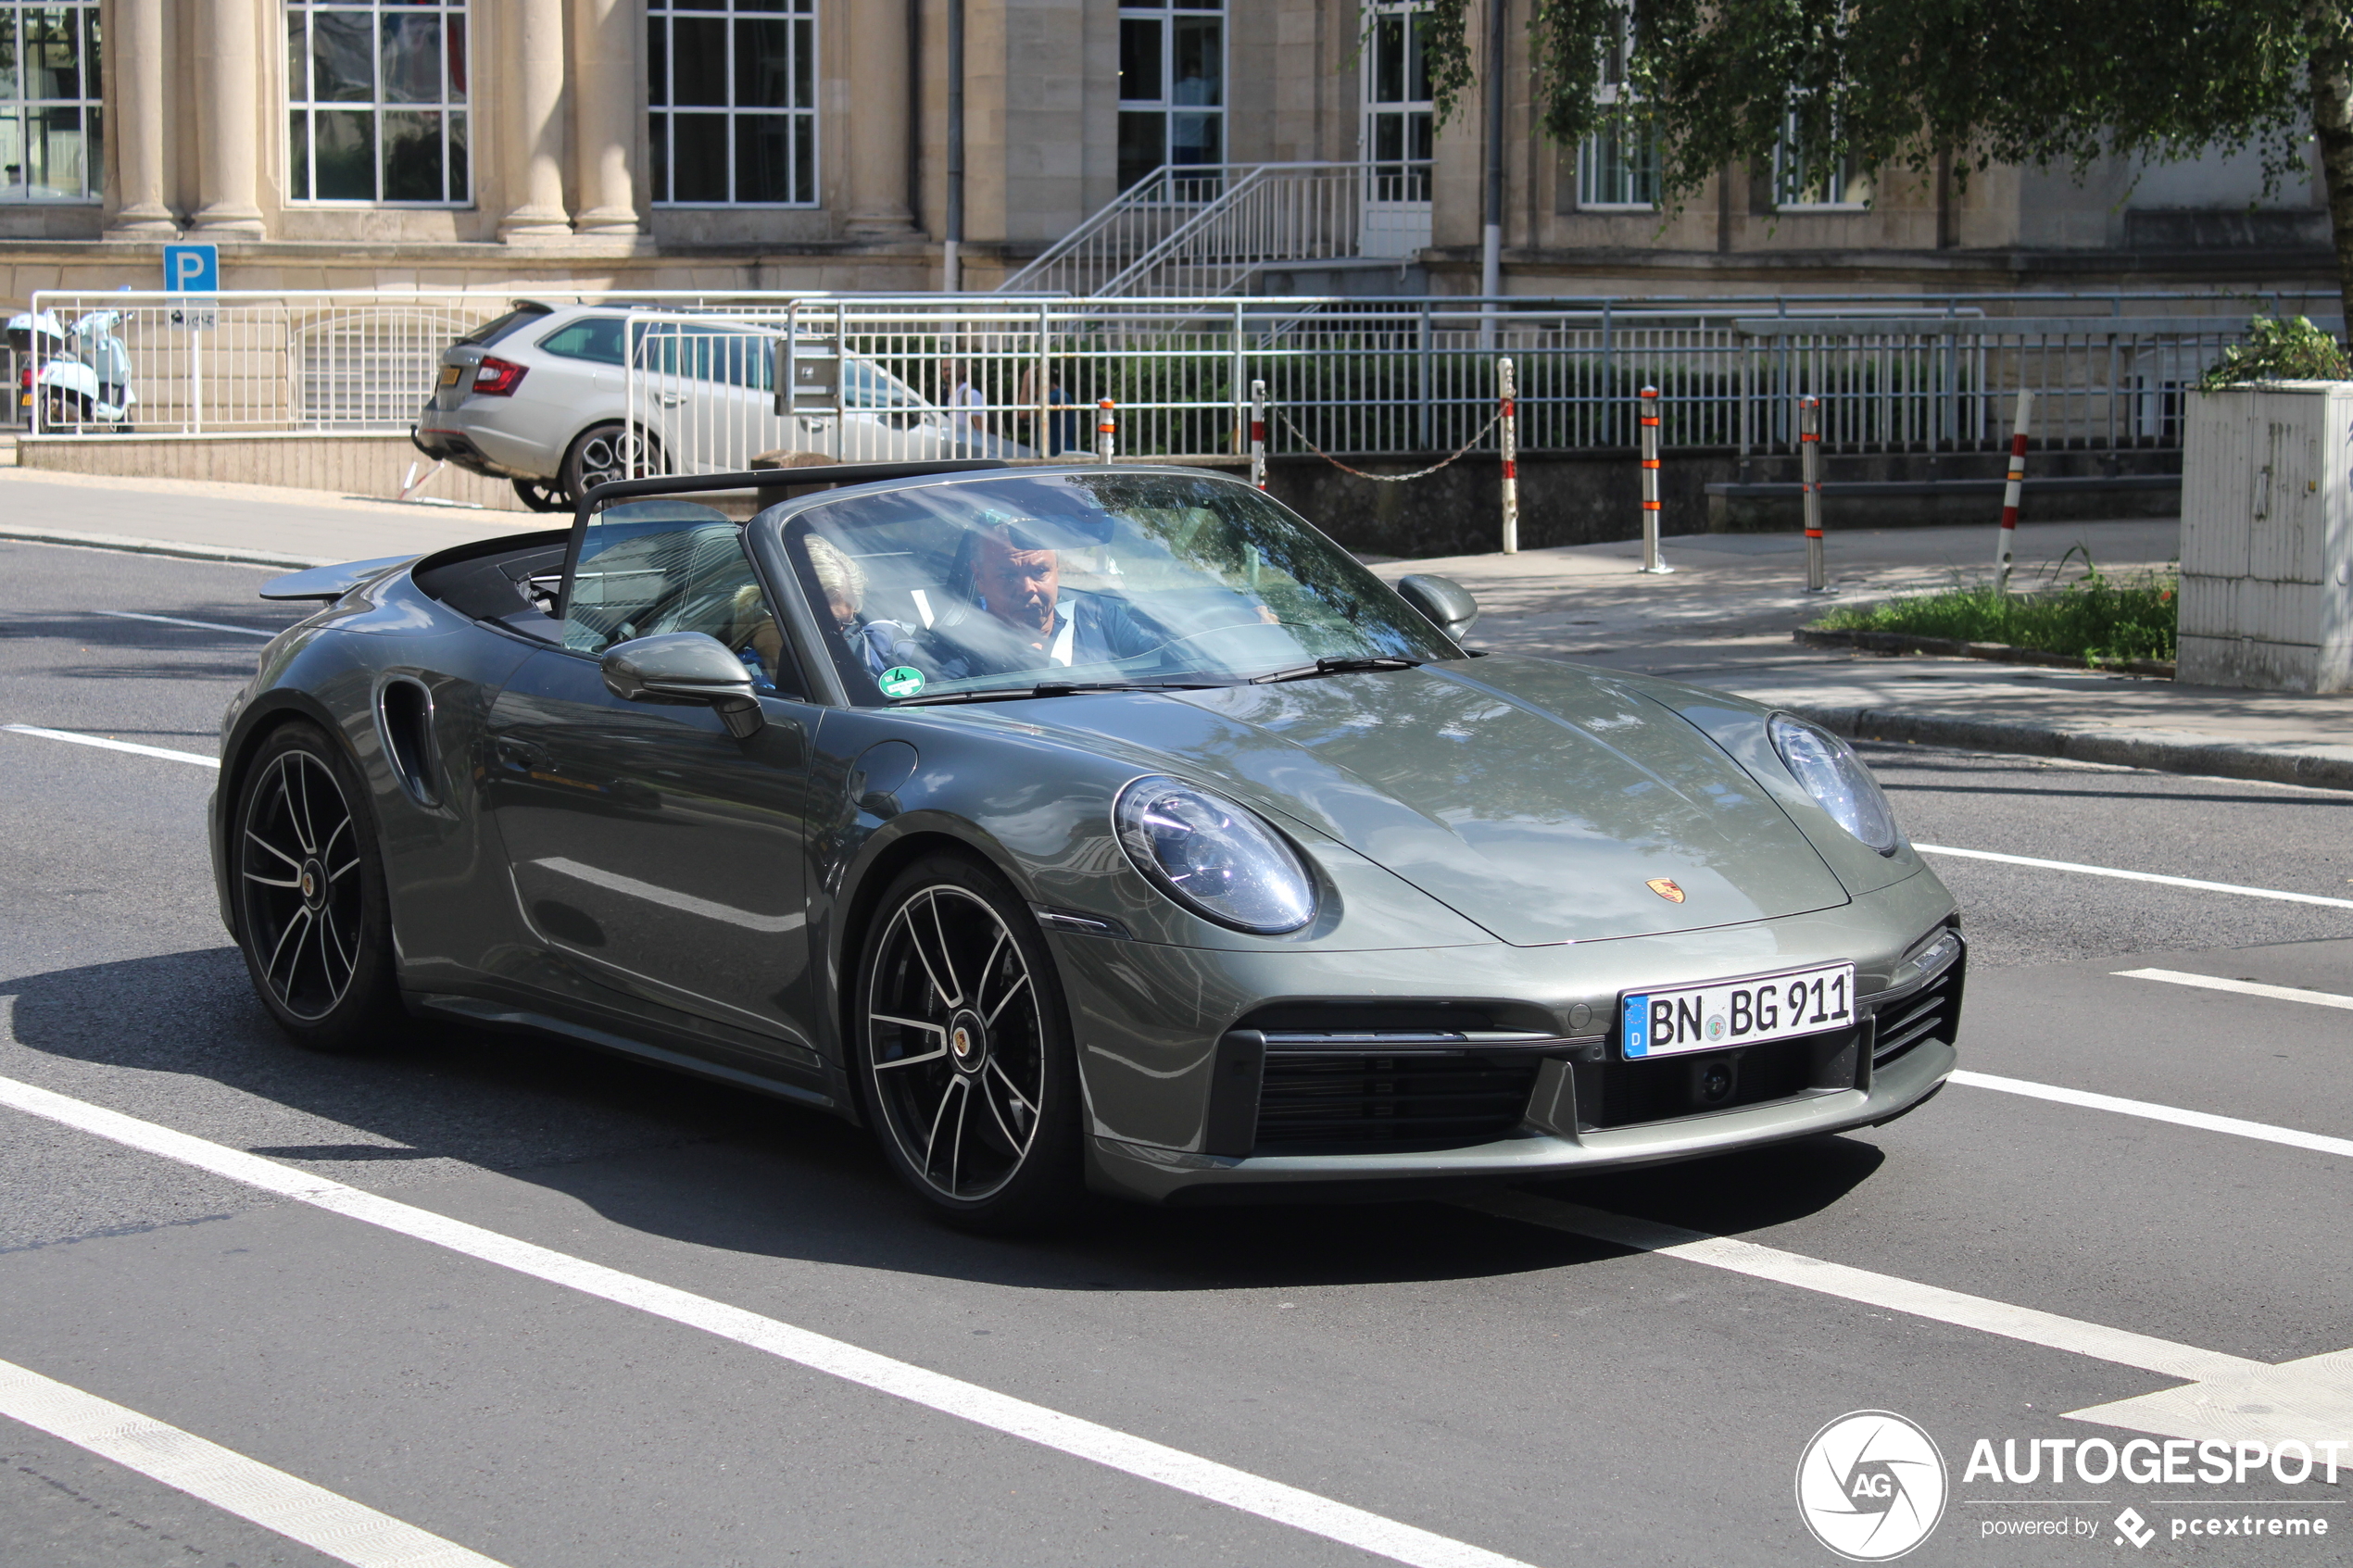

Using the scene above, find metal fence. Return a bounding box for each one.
[26,287,2330,474]
[15,289,828,437]
[623,293,2330,478]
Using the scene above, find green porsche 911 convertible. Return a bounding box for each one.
[213,460,1961,1228]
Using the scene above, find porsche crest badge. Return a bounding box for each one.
[1646,878,1686,903]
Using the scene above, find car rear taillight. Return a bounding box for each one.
[470,357,528,396]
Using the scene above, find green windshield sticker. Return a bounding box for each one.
[878,665,926,699]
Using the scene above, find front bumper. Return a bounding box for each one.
[1063,866,1964,1204]
[1089,1035,1954,1204]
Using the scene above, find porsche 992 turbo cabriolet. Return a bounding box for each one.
[213,460,1963,1228]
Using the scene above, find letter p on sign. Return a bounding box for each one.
[163,244,219,293]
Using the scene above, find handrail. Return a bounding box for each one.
[996,160,1413,298]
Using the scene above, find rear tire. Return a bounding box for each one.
[854,855,1083,1233]
[511,477,569,512]
[232,721,405,1052]
[560,421,661,504]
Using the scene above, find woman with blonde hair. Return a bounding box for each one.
[804,533,910,676]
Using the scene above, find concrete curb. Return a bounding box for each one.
[1792,704,2353,793]
[1793,627,2176,681]
[0,527,329,571]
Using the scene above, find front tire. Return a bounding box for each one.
[856,856,1082,1231]
[232,722,404,1052]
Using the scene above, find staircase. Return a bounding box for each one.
[996,162,1429,299]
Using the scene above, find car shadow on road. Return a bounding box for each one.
[4,947,1883,1295]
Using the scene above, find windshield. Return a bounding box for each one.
[774,471,1459,704]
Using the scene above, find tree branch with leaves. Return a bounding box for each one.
[1429,0,2353,332]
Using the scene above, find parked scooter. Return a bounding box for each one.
[6,308,135,432]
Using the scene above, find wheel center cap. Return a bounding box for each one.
[947,1010,987,1073]
[298,859,326,909]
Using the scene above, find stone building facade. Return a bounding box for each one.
[0,0,2331,308]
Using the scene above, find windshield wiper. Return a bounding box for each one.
[891,680,1222,708]
[1249,655,1424,685]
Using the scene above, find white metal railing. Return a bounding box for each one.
[16,288,829,437]
[996,162,1428,298]
[20,287,2323,471]
[618,293,2324,478]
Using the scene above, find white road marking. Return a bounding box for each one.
[2065,1348,2353,1453]
[2,723,220,769]
[2114,967,2353,1012]
[0,1060,1537,1568]
[0,1356,508,1568]
[1466,1192,2353,1450]
[1948,1069,2353,1160]
[1464,1190,2259,1384]
[92,608,278,638]
[1913,845,2353,911]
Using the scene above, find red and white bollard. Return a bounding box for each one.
[1097,396,1117,462]
[1994,388,2033,594]
[1498,357,1519,554]
[1637,385,1671,574]
[1249,379,1267,490]
[1800,395,1827,593]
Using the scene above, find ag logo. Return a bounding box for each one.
[1794,1411,1947,1562]
[1646,877,1685,903]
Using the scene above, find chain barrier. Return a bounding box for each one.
[1268,404,1503,483]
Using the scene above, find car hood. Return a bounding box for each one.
[1036,657,1850,946]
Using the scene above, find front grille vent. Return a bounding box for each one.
[1871,956,1964,1067]
[1252,1049,1544,1155]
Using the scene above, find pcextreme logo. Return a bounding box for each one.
[1795,1410,1950,1562]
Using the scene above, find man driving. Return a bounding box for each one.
[968,521,1163,669]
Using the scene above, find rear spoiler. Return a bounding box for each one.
[258,555,418,602]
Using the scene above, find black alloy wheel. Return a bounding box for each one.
[233,723,403,1051]
[511,476,570,512]
[560,421,660,503]
[858,856,1081,1229]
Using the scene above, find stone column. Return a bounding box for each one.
[571,0,640,234]
[843,0,914,234]
[192,0,264,234]
[105,0,177,236]
[501,0,573,241]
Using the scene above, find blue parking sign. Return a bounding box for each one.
[163,244,219,294]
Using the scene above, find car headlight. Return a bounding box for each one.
[1768,715,1902,855]
[1114,775,1316,934]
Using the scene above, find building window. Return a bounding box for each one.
[648,0,818,207]
[1118,0,1223,195]
[286,1,470,204]
[0,2,102,203]
[1775,115,1871,209]
[1363,1,1431,205]
[1574,5,1657,210]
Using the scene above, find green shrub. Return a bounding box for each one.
[1812,552,2177,665]
[2196,315,2349,390]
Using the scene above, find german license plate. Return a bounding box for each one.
[438,365,462,386]
[1620,962,1855,1059]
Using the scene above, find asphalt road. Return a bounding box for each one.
[2,537,2348,1567]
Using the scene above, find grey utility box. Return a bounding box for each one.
[2179,381,2353,692]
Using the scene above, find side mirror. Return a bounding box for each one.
[600,633,766,739]
[1395,573,1479,643]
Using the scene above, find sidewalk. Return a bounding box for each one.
[1368,521,2353,791]
[8,469,2347,790]
[0,468,525,568]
